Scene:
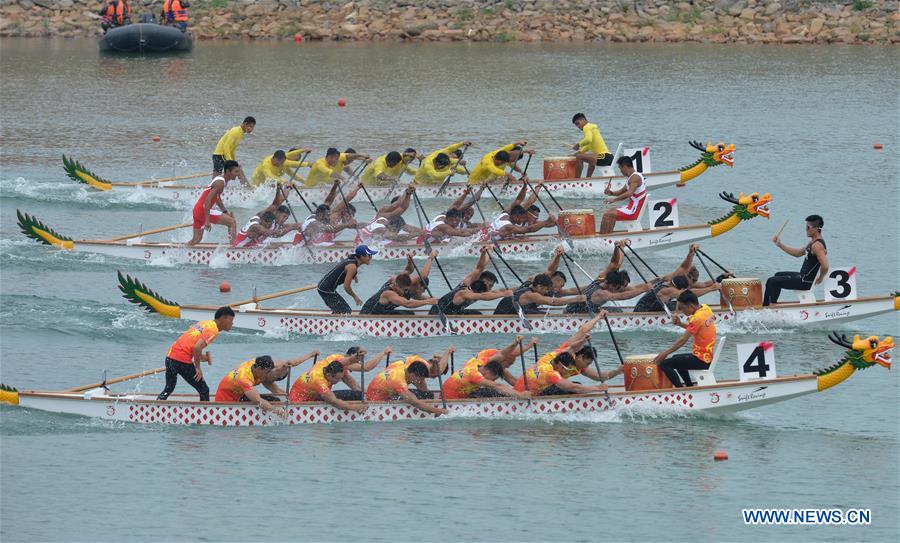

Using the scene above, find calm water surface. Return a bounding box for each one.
[1,38,898,542]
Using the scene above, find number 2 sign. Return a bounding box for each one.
[824,267,857,302]
[737,342,777,382]
[647,199,679,229]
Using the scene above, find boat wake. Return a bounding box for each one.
[0,177,184,210]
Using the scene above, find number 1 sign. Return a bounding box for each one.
[737,342,777,382]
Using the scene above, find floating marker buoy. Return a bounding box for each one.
[714,450,728,461]
[873,143,883,150]
[338,98,347,108]
[294,33,302,43]
[152,135,161,142]
[219,281,231,293]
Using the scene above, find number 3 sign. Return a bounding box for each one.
[648,199,679,229]
[737,342,777,382]
[824,267,857,302]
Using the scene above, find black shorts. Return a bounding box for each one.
[596,153,614,166]
[213,154,226,174]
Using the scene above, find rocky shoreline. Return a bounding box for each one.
[1,0,897,44]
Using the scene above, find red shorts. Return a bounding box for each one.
[192,204,222,229]
[615,197,646,221]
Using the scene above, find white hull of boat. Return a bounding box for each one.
[174,295,898,338]
[9,375,820,426]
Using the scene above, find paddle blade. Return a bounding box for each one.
[518,306,533,331]
[117,271,182,318]
[62,155,112,191]
[16,210,74,249]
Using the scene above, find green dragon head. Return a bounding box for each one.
[17,210,74,249]
[719,191,771,220]
[689,140,735,168]
[827,332,894,370]
[62,155,113,191]
[118,271,182,319]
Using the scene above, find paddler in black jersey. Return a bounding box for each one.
[316,245,378,313]
[359,253,439,315]
[430,246,511,315]
[632,244,725,313]
[764,214,829,305]
[492,248,585,315]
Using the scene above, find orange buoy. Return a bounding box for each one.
[338,98,347,108]
[152,135,161,142]
[873,143,883,150]
[219,281,231,293]
[713,450,729,461]
[294,33,302,43]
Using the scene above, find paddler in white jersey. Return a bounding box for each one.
[487,183,556,240]
[187,160,240,246]
[599,155,647,234]
[356,185,417,244]
[232,184,300,247]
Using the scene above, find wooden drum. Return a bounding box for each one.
[558,209,596,236]
[543,156,578,180]
[720,277,762,309]
[624,354,674,392]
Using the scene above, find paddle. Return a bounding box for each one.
[358,351,366,405]
[450,351,455,373]
[502,149,532,191]
[437,143,470,196]
[487,249,532,331]
[620,244,672,318]
[115,172,209,187]
[110,222,192,241]
[68,366,166,392]
[357,181,379,212]
[287,151,314,213]
[409,256,453,334]
[697,248,732,275]
[517,338,532,406]
[603,314,625,366]
[410,190,433,252]
[278,185,317,257]
[227,284,316,308]
[484,183,505,212]
[524,179,573,249]
[490,245,525,284]
[696,250,734,314]
[435,350,448,409]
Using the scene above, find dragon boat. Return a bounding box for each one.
[60,141,734,208]
[118,272,899,338]
[15,190,766,266]
[0,333,891,426]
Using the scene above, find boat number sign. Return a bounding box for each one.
[737,341,777,382]
[824,267,857,302]
[648,198,679,229]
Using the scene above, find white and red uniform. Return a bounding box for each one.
[485,212,512,240]
[191,176,228,229]
[417,214,446,245]
[301,215,335,245]
[355,218,388,244]
[232,216,262,247]
[615,172,647,221]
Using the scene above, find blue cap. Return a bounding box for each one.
[355,244,378,256]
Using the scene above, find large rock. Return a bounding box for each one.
[808,18,824,35]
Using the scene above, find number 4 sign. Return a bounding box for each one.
[648,198,679,229]
[824,267,858,302]
[737,342,777,382]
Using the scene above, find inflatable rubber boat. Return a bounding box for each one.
[99,23,192,54]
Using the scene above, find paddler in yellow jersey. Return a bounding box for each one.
[571,113,612,178]
[514,313,623,396]
[305,147,371,187]
[442,358,531,400]
[468,141,530,185]
[212,116,255,184]
[214,355,292,413]
[413,141,471,185]
[360,151,416,186]
[366,357,448,416]
[249,148,312,187]
[287,346,392,412]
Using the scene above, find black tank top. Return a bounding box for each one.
[360,282,398,314]
[799,239,826,283]
[633,280,666,313]
[431,283,473,315]
[317,257,358,293]
[494,281,535,315]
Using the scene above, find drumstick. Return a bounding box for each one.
[775,219,789,239]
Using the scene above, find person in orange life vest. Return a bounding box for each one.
[442,359,531,400]
[162,0,190,32]
[365,359,446,415]
[514,313,623,395]
[600,155,648,234]
[214,356,284,413]
[652,289,717,388]
[187,160,240,246]
[286,346,392,403]
[158,306,234,402]
[99,1,119,32]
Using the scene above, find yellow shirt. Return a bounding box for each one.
[250,149,310,187]
[468,144,516,185]
[305,153,348,187]
[414,142,466,185]
[361,154,414,186]
[578,123,610,156]
[213,126,245,160]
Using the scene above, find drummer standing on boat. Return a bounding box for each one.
[187,160,240,246]
[599,156,647,234]
[212,116,254,184]
[652,290,716,388]
[571,113,612,178]
[317,245,378,313]
[157,306,234,402]
[764,214,829,306]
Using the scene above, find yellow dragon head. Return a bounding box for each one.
[815,332,892,391]
[689,140,735,168]
[718,191,772,219]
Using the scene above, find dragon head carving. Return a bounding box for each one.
[828,332,894,369]
[718,191,771,219]
[689,140,735,168]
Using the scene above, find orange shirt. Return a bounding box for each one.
[289,358,340,402]
[166,320,219,364]
[215,361,260,402]
[513,344,580,394]
[366,361,410,401]
[442,364,487,399]
[687,304,716,363]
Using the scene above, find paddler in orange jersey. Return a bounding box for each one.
[458,335,541,392]
[214,356,283,413]
[366,350,452,415]
[287,346,392,405]
[442,359,531,401]
[653,289,716,388]
[158,306,235,402]
[187,160,240,246]
[468,141,530,186]
[514,313,624,396]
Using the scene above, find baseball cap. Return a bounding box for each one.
[355,244,378,256]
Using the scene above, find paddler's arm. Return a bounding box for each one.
[321,389,367,414]
[506,183,529,211]
[812,242,829,284]
[651,330,692,365]
[351,347,392,372]
[608,176,639,203]
[598,242,626,279]
[323,179,340,206]
[457,289,513,304]
[402,254,415,275]
[673,244,699,278]
[523,292,584,308]
[449,187,473,210]
[581,365,625,383]
[553,377,608,394]
[243,388,279,413]
[546,246,564,275]
[461,246,492,286]
[285,148,310,161]
[285,349,320,369]
[343,263,362,306]
[382,290,438,308]
[500,216,557,237]
[398,389,447,416]
[419,250,437,280]
[438,141,469,156]
[483,379,532,399]
[191,339,211,381]
[569,313,605,346]
[690,283,723,297]
[432,346,455,377]
[261,379,285,397]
